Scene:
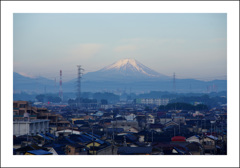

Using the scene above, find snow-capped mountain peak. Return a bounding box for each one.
[104,58,140,70]
[100,58,162,77]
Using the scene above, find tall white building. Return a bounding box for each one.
[138,98,169,106]
[13,119,50,137]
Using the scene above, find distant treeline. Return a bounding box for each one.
[169,94,226,108]
[14,90,226,108]
[158,102,209,111]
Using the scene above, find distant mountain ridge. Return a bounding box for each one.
[13,72,56,93]
[13,59,227,93]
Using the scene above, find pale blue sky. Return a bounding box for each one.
[13,13,227,81]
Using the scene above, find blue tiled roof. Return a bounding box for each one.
[95,139,104,145]
[65,137,75,144]
[74,120,86,124]
[77,135,92,143]
[84,133,104,145]
[27,149,52,155]
[85,132,101,139]
[125,134,137,142]
[53,147,65,155]
[46,133,57,139]
[38,133,52,141]
[81,134,93,141]
[107,128,124,133]
[43,143,64,148]
[173,147,188,155]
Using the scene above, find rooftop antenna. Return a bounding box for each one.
[77,65,84,112]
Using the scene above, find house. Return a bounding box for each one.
[73,120,86,127]
[173,116,186,124]
[200,135,218,154]
[94,111,104,117]
[83,115,94,121]
[110,120,139,131]
[114,133,138,145]
[55,129,81,137]
[96,144,118,155]
[159,118,172,125]
[49,146,66,155]
[106,128,124,134]
[149,124,164,133]
[152,142,190,155]
[86,140,107,155]
[126,127,139,133]
[66,143,88,155]
[13,135,33,149]
[186,135,201,143]
[164,120,179,128]
[25,149,52,155]
[185,142,204,155]
[171,136,186,142]
[13,101,71,131]
[13,101,36,116]
[15,144,48,155]
[43,143,65,155]
[146,114,155,124]
[125,114,136,121]
[69,134,92,145]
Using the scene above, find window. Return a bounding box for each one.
[19,110,25,115]
[19,104,26,108]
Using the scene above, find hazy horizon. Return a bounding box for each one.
[14,13,227,81]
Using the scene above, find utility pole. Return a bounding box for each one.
[179,121,181,135]
[174,127,176,137]
[151,130,153,143]
[124,135,127,147]
[92,126,95,155]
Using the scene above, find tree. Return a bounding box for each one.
[35,94,45,102]
[101,99,108,105]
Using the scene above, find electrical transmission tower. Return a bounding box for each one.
[77,65,84,110]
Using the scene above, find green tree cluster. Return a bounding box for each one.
[35,94,61,103]
[159,102,208,111]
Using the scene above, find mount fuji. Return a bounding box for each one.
[64,58,226,92]
[82,58,170,81]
